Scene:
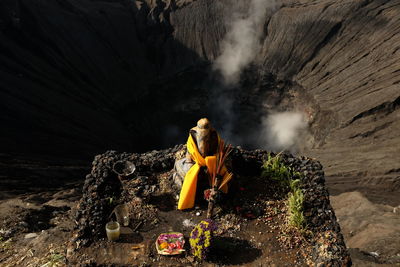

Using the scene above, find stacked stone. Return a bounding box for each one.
[72,146,182,246]
[126,146,182,175]
[73,151,124,246]
[231,147,351,266]
[289,157,351,266]
[71,145,350,265]
[230,148,270,176]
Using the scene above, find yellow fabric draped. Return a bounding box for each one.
[177,134,230,210]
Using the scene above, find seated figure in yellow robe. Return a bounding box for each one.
[174,118,230,210]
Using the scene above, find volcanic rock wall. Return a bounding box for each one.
[258,0,400,200]
[0,0,206,157]
[170,0,400,198]
[1,0,399,197]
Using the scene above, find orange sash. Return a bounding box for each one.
[177,134,230,210]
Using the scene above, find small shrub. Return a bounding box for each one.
[289,178,300,192]
[261,154,301,190]
[189,219,217,261]
[288,186,305,228]
[0,236,12,251]
[261,154,305,229]
[43,249,65,267]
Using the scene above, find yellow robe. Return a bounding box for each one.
[177,134,230,210]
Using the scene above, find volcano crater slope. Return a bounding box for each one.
[1,0,399,203]
[1,0,400,265]
[67,147,350,266]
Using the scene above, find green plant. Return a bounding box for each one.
[41,250,65,267]
[0,236,12,251]
[289,178,301,192]
[288,187,305,228]
[261,154,306,229]
[261,153,301,190]
[108,194,119,206]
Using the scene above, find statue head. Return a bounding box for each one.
[197,118,211,130]
[193,118,213,157]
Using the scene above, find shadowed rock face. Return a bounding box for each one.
[0,0,399,202]
[0,0,206,157]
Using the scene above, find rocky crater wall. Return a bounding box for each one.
[0,0,399,200]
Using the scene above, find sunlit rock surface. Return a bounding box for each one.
[0,1,399,264]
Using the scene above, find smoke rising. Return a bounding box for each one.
[261,112,308,152]
[211,0,308,152]
[214,0,275,84]
[210,0,275,143]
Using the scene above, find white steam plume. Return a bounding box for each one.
[212,0,309,153]
[260,112,308,152]
[214,0,276,84]
[211,0,276,143]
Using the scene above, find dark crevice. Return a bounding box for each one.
[311,61,320,71]
[349,122,392,139]
[348,96,400,125]
[385,168,400,175]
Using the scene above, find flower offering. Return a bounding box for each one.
[189,219,217,260]
[155,232,185,255]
